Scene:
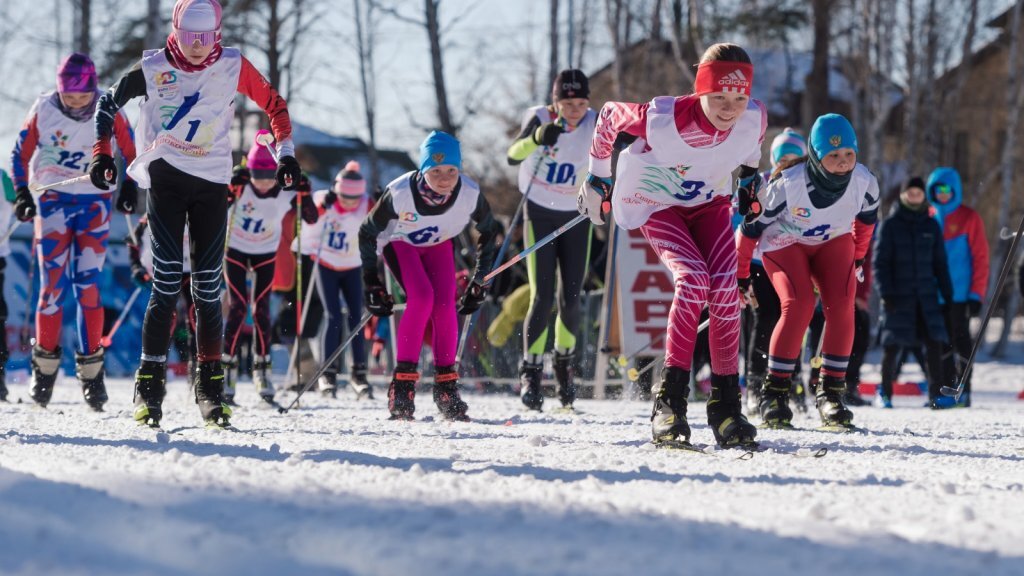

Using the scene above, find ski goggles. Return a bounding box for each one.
[175,28,218,48]
[934,184,952,196]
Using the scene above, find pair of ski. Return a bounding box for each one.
[759,421,866,434]
[655,438,829,459]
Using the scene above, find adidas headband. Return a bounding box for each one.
[694,61,753,97]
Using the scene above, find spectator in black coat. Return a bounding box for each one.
[873,177,955,407]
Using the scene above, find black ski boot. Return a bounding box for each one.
[707,374,757,448]
[194,360,232,428]
[76,348,108,411]
[791,377,809,413]
[816,375,854,427]
[519,361,544,411]
[221,354,238,406]
[319,372,338,398]
[0,349,8,402]
[651,366,691,445]
[29,345,62,407]
[553,352,576,409]
[387,362,419,420]
[433,365,469,421]
[844,379,870,407]
[252,355,276,406]
[759,373,794,429]
[134,360,167,427]
[745,373,764,416]
[351,363,373,400]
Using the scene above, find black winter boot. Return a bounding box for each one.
[388,362,419,420]
[221,354,239,406]
[134,360,167,427]
[75,348,108,411]
[817,375,854,427]
[519,361,544,411]
[319,372,338,398]
[29,345,62,407]
[707,374,757,447]
[758,373,794,428]
[433,365,469,421]
[351,363,373,399]
[195,360,232,427]
[651,366,691,444]
[553,352,576,408]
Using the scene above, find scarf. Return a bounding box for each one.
[418,175,453,207]
[806,148,852,201]
[165,33,223,73]
[49,91,97,122]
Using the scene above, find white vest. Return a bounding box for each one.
[295,191,368,270]
[612,96,762,230]
[518,107,596,212]
[227,184,296,254]
[759,163,877,254]
[129,48,242,188]
[141,224,191,274]
[378,171,479,253]
[28,91,104,196]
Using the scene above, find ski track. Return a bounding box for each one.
[1,363,1023,576]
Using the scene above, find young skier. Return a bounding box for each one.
[0,169,14,402]
[92,0,301,427]
[506,69,596,412]
[737,113,879,429]
[11,52,137,411]
[223,140,316,406]
[578,43,767,448]
[359,131,501,421]
[300,161,373,399]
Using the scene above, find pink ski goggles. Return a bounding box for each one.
[175,28,218,47]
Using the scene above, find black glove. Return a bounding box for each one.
[297,176,318,224]
[323,190,338,207]
[968,299,982,317]
[276,155,302,190]
[458,281,488,315]
[131,264,152,286]
[116,179,138,214]
[364,282,394,317]
[231,166,251,189]
[88,153,117,191]
[737,172,762,217]
[13,186,36,221]
[533,122,564,147]
[295,173,312,194]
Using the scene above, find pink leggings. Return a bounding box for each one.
[639,197,740,374]
[384,240,458,366]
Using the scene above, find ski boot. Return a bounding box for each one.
[387,362,419,420]
[194,360,232,428]
[253,355,276,406]
[816,374,854,427]
[707,373,758,448]
[651,366,691,445]
[319,372,338,398]
[844,379,870,407]
[351,363,373,400]
[791,377,809,413]
[553,352,576,410]
[133,360,167,427]
[744,373,764,416]
[221,354,238,406]
[29,345,62,408]
[519,361,544,411]
[75,348,108,411]
[0,349,8,402]
[433,365,469,421]
[875,393,893,408]
[758,373,794,429]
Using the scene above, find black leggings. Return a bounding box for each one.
[142,159,227,362]
[522,202,590,360]
[224,248,276,357]
[881,304,953,399]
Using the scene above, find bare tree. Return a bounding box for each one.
[604,0,628,99]
[665,0,702,86]
[354,0,382,189]
[549,0,560,84]
[74,0,91,54]
[940,0,979,166]
[804,0,830,125]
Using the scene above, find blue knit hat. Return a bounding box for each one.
[419,130,462,173]
[809,113,858,158]
[770,128,807,166]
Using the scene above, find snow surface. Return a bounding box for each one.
[1,362,1022,576]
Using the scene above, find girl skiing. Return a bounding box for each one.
[300,162,373,399]
[736,113,879,429]
[506,69,596,412]
[359,131,501,421]
[11,52,137,411]
[222,140,316,406]
[578,43,767,448]
[92,0,301,427]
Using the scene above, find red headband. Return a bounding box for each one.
[694,61,754,97]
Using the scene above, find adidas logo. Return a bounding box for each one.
[718,69,749,88]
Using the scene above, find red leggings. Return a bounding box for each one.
[640,198,740,374]
[761,235,856,379]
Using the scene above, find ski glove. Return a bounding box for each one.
[14,186,36,221]
[364,283,394,317]
[276,155,302,190]
[297,176,319,224]
[116,179,138,214]
[131,264,152,287]
[323,190,338,208]
[457,281,488,315]
[736,169,762,217]
[578,174,612,226]
[88,153,117,191]
[533,122,564,147]
[854,258,865,283]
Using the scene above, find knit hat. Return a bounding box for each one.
[247,140,278,179]
[810,113,858,157]
[904,176,926,192]
[419,130,461,173]
[552,69,589,100]
[56,53,97,93]
[770,128,807,166]
[335,161,366,197]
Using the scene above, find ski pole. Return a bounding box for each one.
[29,174,92,194]
[484,213,589,284]
[942,210,1024,399]
[124,213,138,246]
[100,285,144,347]
[0,220,19,245]
[255,129,280,162]
[279,303,406,414]
[601,224,621,353]
[626,318,709,381]
[284,218,329,388]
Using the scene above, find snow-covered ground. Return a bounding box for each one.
[1,360,1022,576]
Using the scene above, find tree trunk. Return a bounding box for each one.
[267,0,282,90]
[920,0,939,167]
[805,0,830,125]
[76,0,91,54]
[145,0,162,49]
[425,0,455,134]
[355,0,381,190]
[604,0,626,100]
[549,0,560,86]
[941,0,978,168]
[903,0,920,174]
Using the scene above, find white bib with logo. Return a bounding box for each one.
[295,191,368,270]
[227,184,296,254]
[29,91,102,196]
[518,107,595,212]
[378,171,478,253]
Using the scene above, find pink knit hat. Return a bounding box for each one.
[334,161,366,198]
[247,140,277,179]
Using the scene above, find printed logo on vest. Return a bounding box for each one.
[791,206,811,219]
[50,131,69,148]
[400,212,419,222]
[154,71,180,100]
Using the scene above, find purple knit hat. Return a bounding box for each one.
[57,53,97,93]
